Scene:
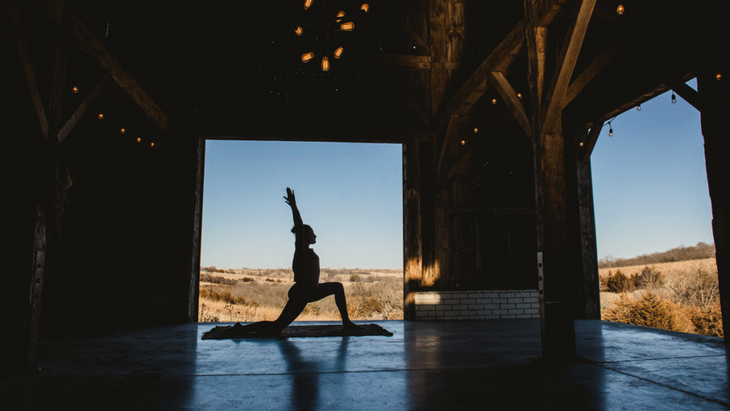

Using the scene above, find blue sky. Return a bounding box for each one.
[591,79,714,260]
[201,81,714,269]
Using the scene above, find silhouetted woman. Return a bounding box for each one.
[231,188,358,334]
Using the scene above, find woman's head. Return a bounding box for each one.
[292,224,317,245]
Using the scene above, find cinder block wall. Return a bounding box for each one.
[414,290,539,320]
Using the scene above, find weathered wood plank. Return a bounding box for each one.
[49,1,68,130]
[534,0,571,26]
[448,150,471,181]
[490,71,533,137]
[540,0,596,135]
[430,0,448,114]
[7,0,49,138]
[188,136,206,322]
[58,75,111,142]
[403,138,422,320]
[436,114,460,184]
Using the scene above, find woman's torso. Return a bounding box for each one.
[292,247,320,288]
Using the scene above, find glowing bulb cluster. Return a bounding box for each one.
[617,4,625,15]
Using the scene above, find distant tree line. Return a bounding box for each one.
[599,242,715,269]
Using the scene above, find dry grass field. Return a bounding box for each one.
[599,258,722,337]
[199,268,404,323]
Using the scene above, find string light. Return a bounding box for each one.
[671,92,677,105]
[301,52,314,63]
[334,47,344,59]
[340,22,355,31]
[303,0,312,10]
[473,127,479,133]
[716,73,722,81]
[150,142,155,148]
[120,128,126,134]
[98,113,104,120]
[616,4,625,15]
[461,140,466,145]
[137,137,142,143]
[517,92,522,99]
[608,123,613,137]
[361,4,369,12]
[636,104,641,111]
[492,98,497,105]
[294,26,303,36]
[72,86,79,94]
[579,142,584,147]
[321,56,330,72]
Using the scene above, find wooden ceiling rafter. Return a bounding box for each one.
[580,117,602,164]
[489,71,532,137]
[58,74,111,143]
[34,0,169,132]
[436,114,461,183]
[539,0,596,135]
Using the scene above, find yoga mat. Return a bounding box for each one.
[202,323,393,340]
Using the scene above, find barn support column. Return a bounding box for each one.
[187,136,206,322]
[698,73,730,340]
[537,122,577,360]
[564,127,601,320]
[404,136,423,320]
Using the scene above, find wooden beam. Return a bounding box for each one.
[581,119,602,164]
[672,81,704,112]
[438,22,525,125]
[448,150,471,181]
[398,19,430,55]
[7,0,49,138]
[398,90,431,126]
[563,36,621,108]
[490,72,533,137]
[430,0,448,114]
[358,54,432,70]
[49,1,67,130]
[58,75,111,142]
[70,15,169,131]
[436,114,460,183]
[534,0,571,26]
[540,0,596,135]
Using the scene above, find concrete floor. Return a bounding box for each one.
[1,320,728,410]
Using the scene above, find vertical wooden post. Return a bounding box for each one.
[188,136,206,322]
[564,127,601,320]
[698,73,730,340]
[429,0,447,115]
[537,121,577,360]
[404,137,422,320]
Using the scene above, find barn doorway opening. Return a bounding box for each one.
[591,79,722,337]
[198,140,404,323]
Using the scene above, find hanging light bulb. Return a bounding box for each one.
[301,52,315,63]
[671,92,677,104]
[473,127,479,133]
[361,4,369,12]
[616,4,625,15]
[492,98,497,105]
[72,86,79,94]
[608,124,613,137]
[334,47,344,59]
[340,22,355,31]
[294,26,303,36]
[517,92,522,99]
[137,137,142,143]
[151,142,155,148]
[98,113,104,120]
[579,142,584,147]
[461,140,466,146]
[321,56,330,72]
[336,11,345,18]
[304,0,313,10]
[636,104,641,111]
[120,128,126,134]
[716,73,722,81]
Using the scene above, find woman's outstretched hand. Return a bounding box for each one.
[284,187,296,207]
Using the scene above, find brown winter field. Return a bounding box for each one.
[599,258,723,337]
[198,268,404,323]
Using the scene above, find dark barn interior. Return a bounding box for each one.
[2,0,729,408]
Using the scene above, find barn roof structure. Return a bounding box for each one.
[2,0,729,404]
